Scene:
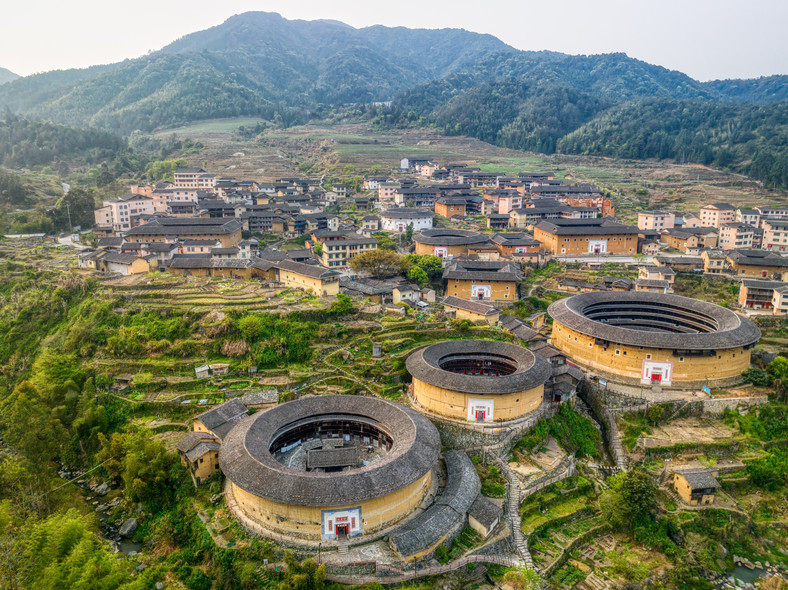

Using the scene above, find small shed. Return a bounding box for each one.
[468,495,502,538]
[195,365,211,379]
[672,469,720,506]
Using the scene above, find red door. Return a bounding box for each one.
[475,410,486,421]
[651,373,662,383]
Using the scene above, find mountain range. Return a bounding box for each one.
[0,11,786,185]
[0,67,18,86]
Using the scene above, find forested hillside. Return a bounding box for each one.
[387,51,788,186]
[0,12,512,133]
[558,99,788,187]
[0,112,126,169]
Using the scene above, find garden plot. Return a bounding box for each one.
[638,417,739,448]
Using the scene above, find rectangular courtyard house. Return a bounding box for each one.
[176,432,221,486]
[533,218,638,255]
[273,260,341,296]
[672,468,720,505]
[443,260,522,302]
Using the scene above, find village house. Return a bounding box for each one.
[94,193,155,232]
[736,208,761,227]
[533,218,638,256]
[760,219,788,252]
[653,255,703,272]
[378,181,401,206]
[634,278,672,293]
[727,249,788,279]
[699,203,736,229]
[637,210,675,231]
[487,213,510,230]
[701,249,727,274]
[312,231,378,268]
[379,208,433,233]
[434,196,468,218]
[274,260,341,296]
[123,217,243,248]
[443,260,522,302]
[719,223,755,250]
[490,232,542,260]
[174,168,217,191]
[440,296,500,325]
[638,265,675,285]
[176,431,221,486]
[671,468,720,506]
[738,279,788,314]
[239,390,279,410]
[467,495,502,538]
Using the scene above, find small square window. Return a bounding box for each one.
[679,357,685,362]
[615,350,620,355]
[646,354,652,359]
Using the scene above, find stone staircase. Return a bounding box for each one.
[337,541,349,556]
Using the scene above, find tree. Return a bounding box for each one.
[404,254,443,281]
[312,243,323,257]
[348,250,407,279]
[407,266,428,287]
[503,567,541,590]
[404,222,414,243]
[279,551,326,590]
[647,404,665,425]
[601,468,658,530]
[96,430,185,509]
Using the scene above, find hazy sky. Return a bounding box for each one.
[1,0,786,81]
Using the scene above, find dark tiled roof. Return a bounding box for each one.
[468,495,502,528]
[195,399,249,439]
[380,208,433,220]
[491,232,540,247]
[413,229,488,246]
[176,431,218,453]
[186,441,221,463]
[219,396,440,506]
[443,260,522,282]
[676,468,720,490]
[274,260,340,279]
[535,218,638,236]
[125,217,242,237]
[435,451,480,511]
[728,249,788,268]
[406,340,552,394]
[389,450,479,557]
[441,296,499,316]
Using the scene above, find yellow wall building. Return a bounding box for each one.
[406,340,551,423]
[548,292,760,389]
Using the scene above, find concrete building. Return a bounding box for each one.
[699,203,736,229]
[638,211,675,231]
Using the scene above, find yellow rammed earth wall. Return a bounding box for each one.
[446,279,517,301]
[230,471,431,540]
[414,242,469,257]
[550,323,750,384]
[412,378,543,421]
